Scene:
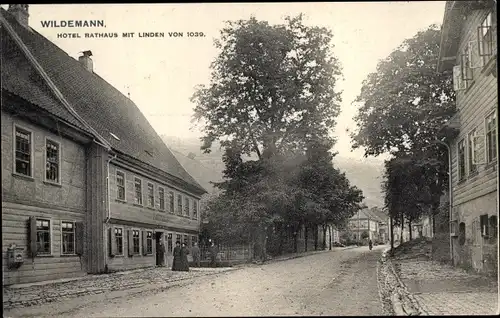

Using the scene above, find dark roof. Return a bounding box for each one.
[437,1,496,72]
[1,26,92,135]
[1,9,206,194]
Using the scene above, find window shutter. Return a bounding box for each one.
[110,226,117,256]
[28,216,37,258]
[75,222,84,256]
[142,230,148,255]
[453,65,467,91]
[128,230,134,256]
[468,41,481,69]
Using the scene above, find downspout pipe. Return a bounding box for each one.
[433,139,453,263]
[103,153,117,272]
[106,153,118,224]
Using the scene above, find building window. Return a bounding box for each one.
[36,219,51,254]
[134,178,143,205]
[478,12,496,65]
[14,126,32,177]
[468,129,478,174]
[147,183,155,208]
[184,197,190,216]
[457,139,466,181]
[183,234,188,246]
[116,171,126,201]
[176,234,181,245]
[169,191,175,213]
[132,230,140,254]
[177,194,183,215]
[159,187,165,211]
[146,231,153,255]
[61,221,75,255]
[486,112,497,163]
[191,235,197,247]
[45,139,60,183]
[167,233,173,253]
[115,227,124,255]
[193,200,198,219]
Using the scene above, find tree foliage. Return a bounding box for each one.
[195,15,364,256]
[191,14,343,159]
[352,25,457,231]
[351,25,456,157]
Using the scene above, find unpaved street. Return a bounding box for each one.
[8,246,386,317]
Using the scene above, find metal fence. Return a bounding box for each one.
[200,244,254,261]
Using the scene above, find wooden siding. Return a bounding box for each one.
[446,8,498,274]
[2,202,86,285]
[1,112,87,285]
[1,112,86,212]
[108,163,200,232]
[105,224,156,271]
[449,8,498,208]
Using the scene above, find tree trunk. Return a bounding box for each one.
[304,226,308,252]
[400,214,404,244]
[390,214,394,253]
[322,225,327,250]
[328,226,332,250]
[409,219,413,241]
[278,226,284,255]
[263,230,268,262]
[293,226,298,253]
[314,226,318,251]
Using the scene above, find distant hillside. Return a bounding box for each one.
[162,135,385,208]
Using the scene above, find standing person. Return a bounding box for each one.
[191,242,201,268]
[209,241,218,268]
[180,243,190,271]
[172,241,181,271]
[157,240,166,267]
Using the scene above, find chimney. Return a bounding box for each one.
[78,50,94,72]
[7,4,29,28]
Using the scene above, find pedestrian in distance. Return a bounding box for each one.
[172,241,182,271]
[209,241,218,268]
[191,242,201,267]
[180,242,190,271]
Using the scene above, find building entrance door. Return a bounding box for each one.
[155,231,164,266]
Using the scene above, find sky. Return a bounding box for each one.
[3,2,446,160]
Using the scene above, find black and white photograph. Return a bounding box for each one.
[1,2,498,316]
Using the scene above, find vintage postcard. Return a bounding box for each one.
[1,2,498,317]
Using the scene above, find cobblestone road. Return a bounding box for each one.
[5,246,387,317]
[3,267,235,312]
[394,259,499,315]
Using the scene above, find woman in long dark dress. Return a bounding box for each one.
[180,243,190,271]
[172,241,182,271]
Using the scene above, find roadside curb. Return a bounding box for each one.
[380,248,425,316]
[259,246,359,265]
